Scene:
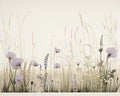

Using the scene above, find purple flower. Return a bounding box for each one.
[11,58,24,70]
[6,52,16,59]
[106,47,117,58]
[54,48,61,53]
[54,63,60,69]
[15,74,23,83]
[32,61,39,67]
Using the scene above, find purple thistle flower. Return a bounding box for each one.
[15,74,23,83]
[54,63,60,69]
[106,47,117,58]
[54,48,61,53]
[32,61,39,67]
[6,52,16,59]
[11,58,24,70]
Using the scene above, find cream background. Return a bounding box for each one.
[0,0,120,68]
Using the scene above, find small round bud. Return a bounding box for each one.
[31,81,34,85]
[99,48,103,52]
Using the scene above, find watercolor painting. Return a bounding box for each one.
[0,0,120,93]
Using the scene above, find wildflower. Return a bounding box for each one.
[54,48,61,53]
[11,58,24,70]
[6,52,16,59]
[32,61,39,67]
[106,47,117,58]
[15,74,23,83]
[54,63,60,69]
[44,53,49,70]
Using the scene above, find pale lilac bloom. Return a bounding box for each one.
[32,61,39,67]
[106,47,117,58]
[54,48,61,53]
[54,63,60,69]
[15,74,23,83]
[11,58,24,70]
[6,52,16,59]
